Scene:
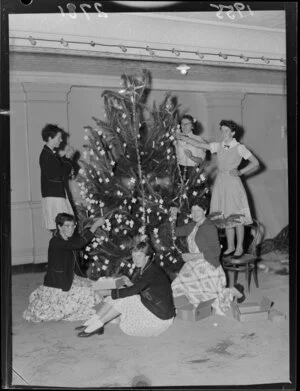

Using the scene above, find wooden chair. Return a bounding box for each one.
[222,220,264,293]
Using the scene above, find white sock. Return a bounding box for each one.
[233,287,243,298]
[83,314,100,326]
[84,319,104,333]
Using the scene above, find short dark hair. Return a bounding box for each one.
[181,114,194,125]
[192,196,210,213]
[132,236,153,257]
[41,124,63,142]
[55,213,76,228]
[219,120,238,133]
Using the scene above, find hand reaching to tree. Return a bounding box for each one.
[58,145,75,159]
[65,145,75,159]
[90,217,106,233]
[170,207,179,221]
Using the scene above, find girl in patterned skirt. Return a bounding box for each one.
[23,213,105,322]
[178,120,259,258]
[170,202,245,316]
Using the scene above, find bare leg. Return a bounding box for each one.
[84,304,121,333]
[81,302,118,327]
[235,225,244,256]
[95,301,116,318]
[98,307,121,325]
[224,227,235,254]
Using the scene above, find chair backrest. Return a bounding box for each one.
[247,219,265,256]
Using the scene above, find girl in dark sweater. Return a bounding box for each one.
[77,239,175,338]
[23,213,105,322]
[170,201,245,316]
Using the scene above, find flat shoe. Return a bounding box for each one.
[77,326,104,337]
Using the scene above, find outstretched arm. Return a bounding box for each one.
[184,149,204,164]
[52,217,106,250]
[177,134,210,150]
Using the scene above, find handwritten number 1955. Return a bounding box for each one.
[58,3,108,19]
[210,3,254,19]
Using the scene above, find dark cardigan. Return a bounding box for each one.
[111,261,176,320]
[39,145,72,198]
[175,219,221,268]
[43,230,94,291]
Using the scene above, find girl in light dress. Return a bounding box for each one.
[177,120,259,259]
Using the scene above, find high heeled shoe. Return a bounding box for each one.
[234,283,246,304]
[232,251,244,259]
[77,326,104,337]
[223,250,235,257]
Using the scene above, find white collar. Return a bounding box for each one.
[222,138,238,148]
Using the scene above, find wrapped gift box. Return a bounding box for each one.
[268,309,286,322]
[231,297,273,322]
[174,295,190,308]
[92,277,123,290]
[176,298,215,322]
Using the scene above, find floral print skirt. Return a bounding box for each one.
[23,275,102,322]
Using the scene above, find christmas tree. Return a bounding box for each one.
[75,69,212,281]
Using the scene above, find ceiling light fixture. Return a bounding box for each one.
[146,46,155,56]
[172,48,180,56]
[261,56,270,64]
[28,36,37,46]
[195,51,204,59]
[120,45,127,53]
[240,54,249,62]
[219,52,228,60]
[60,38,68,47]
[176,64,191,75]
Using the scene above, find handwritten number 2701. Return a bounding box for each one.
[210,3,254,19]
[58,3,108,19]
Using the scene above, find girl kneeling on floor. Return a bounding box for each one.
[23,213,105,322]
[76,238,176,338]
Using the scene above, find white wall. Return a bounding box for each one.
[242,94,288,236]
[10,71,287,265]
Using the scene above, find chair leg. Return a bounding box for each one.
[246,264,251,293]
[253,266,259,288]
[225,270,230,288]
[233,271,238,286]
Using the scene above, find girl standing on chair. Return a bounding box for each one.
[177,120,259,258]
